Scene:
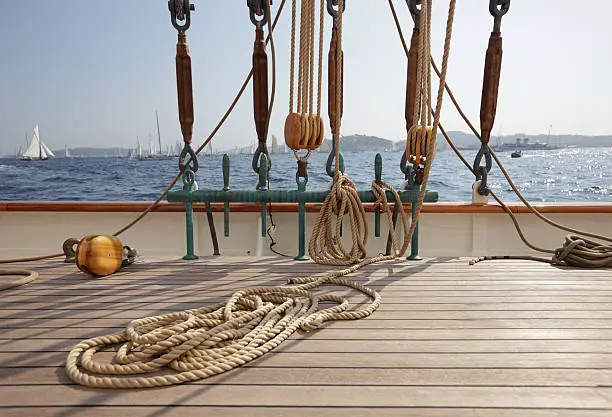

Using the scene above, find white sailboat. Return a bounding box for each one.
[20,125,54,161]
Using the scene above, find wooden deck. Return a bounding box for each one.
[1,256,612,416]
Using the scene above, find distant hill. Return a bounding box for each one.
[419,131,612,150]
[5,131,606,158]
[337,134,394,152]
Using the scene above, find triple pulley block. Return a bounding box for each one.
[285,0,340,152]
[285,112,325,150]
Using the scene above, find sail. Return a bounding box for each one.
[21,125,42,159]
[20,125,54,160]
[42,142,54,157]
[65,145,71,158]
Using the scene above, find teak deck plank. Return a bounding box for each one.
[0,257,611,416]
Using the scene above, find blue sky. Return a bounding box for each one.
[1,1,611,155]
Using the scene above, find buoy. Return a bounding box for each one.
[75,235,124,277]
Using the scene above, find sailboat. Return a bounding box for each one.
[136,111,173,160]
[19,125,54,161]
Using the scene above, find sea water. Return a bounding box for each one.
[0,147,610,202]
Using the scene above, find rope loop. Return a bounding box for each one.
[168,0,193,33]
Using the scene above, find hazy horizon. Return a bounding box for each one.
[2,1,612,154]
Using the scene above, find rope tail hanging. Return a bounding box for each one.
[309,0,457,266]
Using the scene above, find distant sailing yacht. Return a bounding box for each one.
[20,125,54,160]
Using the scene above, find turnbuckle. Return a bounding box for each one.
[247,0,272,28]
[326,0,347,25]
[489,0,510,32]
[407,0,421,27]
[168,0,195,33]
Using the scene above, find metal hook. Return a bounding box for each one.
[489,0,510,32]
[472,142,492,176]
[179,143,199,172]
[475,166,490,196]
[168,0,195,33]
[326,0,347,25]
[400,150,409,178]
[406,0,421,27]
[247,0,271,28]
[252,143,271,174]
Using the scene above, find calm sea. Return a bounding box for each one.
[0,147,610,202]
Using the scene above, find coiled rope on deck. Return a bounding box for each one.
[0,269,38,291]
[66,270,380,388]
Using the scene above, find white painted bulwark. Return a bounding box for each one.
[0,203,610,260]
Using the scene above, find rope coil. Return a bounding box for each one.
[66,273,380,388]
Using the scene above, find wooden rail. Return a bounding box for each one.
[1,201,612,214]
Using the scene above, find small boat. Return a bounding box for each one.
[19,125,54,161]
[511,150,522,158]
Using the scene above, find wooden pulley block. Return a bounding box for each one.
[75,235,125,277]
[307,114,318,149]
[299,113,310,149]
[307,115,325,150]
[406,126,432,165]
[284,112,303,150]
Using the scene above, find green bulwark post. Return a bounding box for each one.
[256,154,268,237]
[182,167,199,260]
[407,182,422,261]
[374,154,382,237]
[222,154,231,237]
[294,160,309,261]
